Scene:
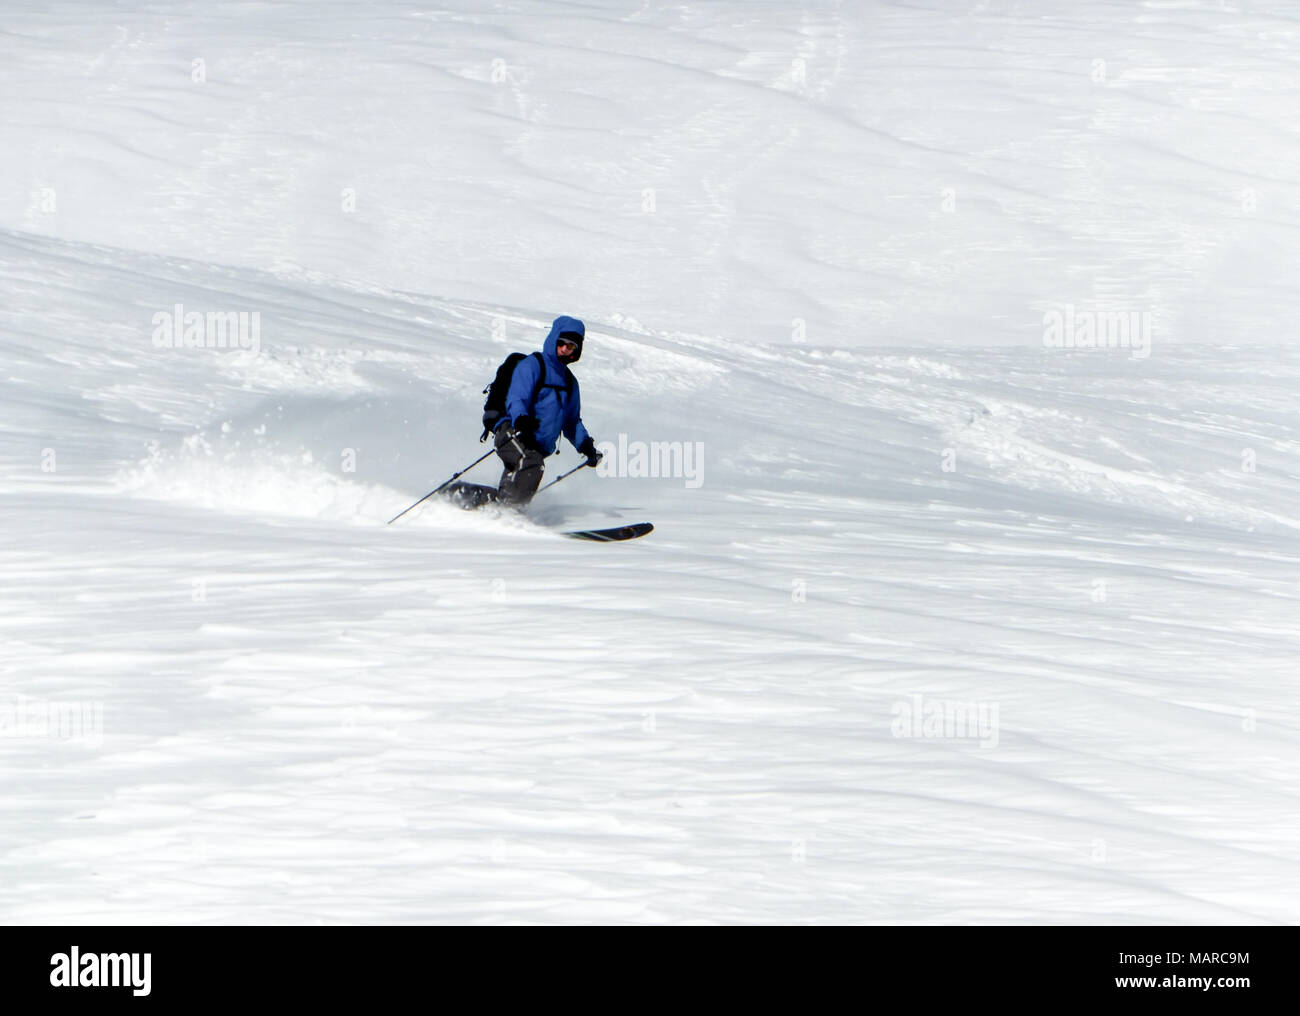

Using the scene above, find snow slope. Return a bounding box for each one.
[2,1,1299,924]
[6,0,1300,348]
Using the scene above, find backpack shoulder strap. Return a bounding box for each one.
[526,353,575,413]
[529,352,546,408]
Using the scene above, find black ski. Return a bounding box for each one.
[440,482,499,510]
[563,522,654,542]
[437,483,651,540]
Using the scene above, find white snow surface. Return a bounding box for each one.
[2,1,1300,924]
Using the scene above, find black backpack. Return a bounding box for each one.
[480,352,574,441]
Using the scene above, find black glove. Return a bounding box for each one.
[578,436,602,468]
[510,415,542,451]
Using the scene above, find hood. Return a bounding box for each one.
[543,315,585,365]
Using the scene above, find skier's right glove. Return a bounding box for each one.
[512,415,540,449]
[578,437,603,468]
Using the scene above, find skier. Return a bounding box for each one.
[492,315,603,504]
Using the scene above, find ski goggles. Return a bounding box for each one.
[556,332,583,360]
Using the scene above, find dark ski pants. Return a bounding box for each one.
[494,427,546,504]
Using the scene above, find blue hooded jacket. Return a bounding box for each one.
[500,315,591,456]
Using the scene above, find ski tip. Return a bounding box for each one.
[563,522,654,542]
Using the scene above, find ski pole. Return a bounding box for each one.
[387,449,496,524]
[533,461,589,497]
